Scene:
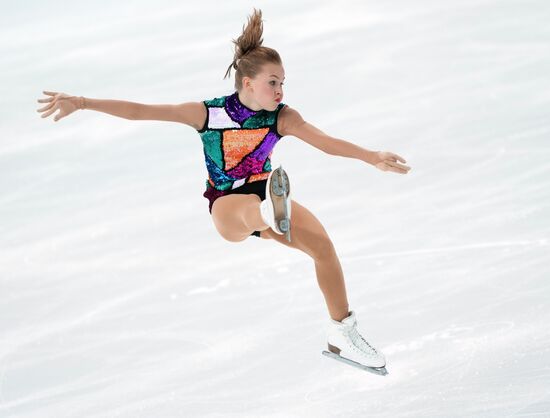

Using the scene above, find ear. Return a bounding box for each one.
[243,76,257,91]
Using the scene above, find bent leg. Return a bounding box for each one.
[211,194,269,242]
[260,200,350,322]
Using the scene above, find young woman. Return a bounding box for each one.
[37,8,410,374]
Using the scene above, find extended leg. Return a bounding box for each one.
[260,200,350,322]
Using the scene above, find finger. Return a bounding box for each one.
[37,97,54,103]
[390,161,411,171]
[54,109,65,122]
[41,106,57,118]
[388,152,406,163]
[385,158,410,169]
[385,160,410,174]
[37,102,56,113]
[395,164,411,173]
[55,109,68,121]
[43,91,58,96]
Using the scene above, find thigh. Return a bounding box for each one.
[211,193,261,241]
[260,199,334,258]
[211,180,267,239]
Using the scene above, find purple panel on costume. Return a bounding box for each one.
[227,132,279,178]
[226,92,256,124]
[203,185,228,214]
[251,131,279,160]
[227,156,265,179]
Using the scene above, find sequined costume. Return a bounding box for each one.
[196,91,286,213]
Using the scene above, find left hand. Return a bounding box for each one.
[372,151,411,174]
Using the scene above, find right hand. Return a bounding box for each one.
[37,91,80,122]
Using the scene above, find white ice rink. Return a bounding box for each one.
[2,0,549,416]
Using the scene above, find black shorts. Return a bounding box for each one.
[204,179,268,238]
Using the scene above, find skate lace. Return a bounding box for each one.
[346,325,378,357]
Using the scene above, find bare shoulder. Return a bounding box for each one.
[278,105,306,137]
[175,101,207,130]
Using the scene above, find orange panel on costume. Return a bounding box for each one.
[249,172,270,182]
[223,128,269,170]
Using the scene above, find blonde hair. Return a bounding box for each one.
[223,8,283,91]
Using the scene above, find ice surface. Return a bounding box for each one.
[2,0,550,417]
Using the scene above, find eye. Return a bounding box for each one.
[270,80,284,86]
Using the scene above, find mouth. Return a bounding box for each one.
[275,98,281,103]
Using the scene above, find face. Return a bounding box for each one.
[243,63,285,111]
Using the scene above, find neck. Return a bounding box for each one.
[237,91,262,111]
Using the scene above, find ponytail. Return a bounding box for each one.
[224,8,283,91]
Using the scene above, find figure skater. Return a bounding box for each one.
[37,8,411,375]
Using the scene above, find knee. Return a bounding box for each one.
[217,229,247,242]
[212,219,247,242]
[212,212,247,242]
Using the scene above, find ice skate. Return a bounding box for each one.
[260,164,292,242]
[322,310,388,376]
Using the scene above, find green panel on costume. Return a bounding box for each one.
[242,111,277,128]
[217,180,234,191]
[200,130,223,167]
[204,97,226,107]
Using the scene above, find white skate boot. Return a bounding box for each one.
[322,310,388,376]
[259,165,292,242]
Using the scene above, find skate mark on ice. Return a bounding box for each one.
[383,321,515,356]
[341,239,548,261]
[187,278,231,295]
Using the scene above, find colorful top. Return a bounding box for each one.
[196,91,286,211]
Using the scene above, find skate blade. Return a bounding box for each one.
[322,350,388,376]
[279,166,291,243]
[285,229,291,243]
[272,166,290,196]
[279,218,291,242]
[271,166,291,242]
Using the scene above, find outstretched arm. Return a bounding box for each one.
[37,91,206,130]
[281,106,411,174]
